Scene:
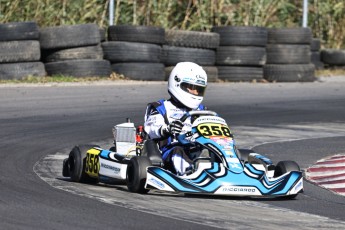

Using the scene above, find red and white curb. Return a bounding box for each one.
[305,154,345,196]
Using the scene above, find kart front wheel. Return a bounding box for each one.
[68,145,99,184]
[126,156,152,194]
[274,160,300,177]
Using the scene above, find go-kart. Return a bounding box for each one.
[62,111,303,199]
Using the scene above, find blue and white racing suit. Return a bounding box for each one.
[144,99,205,175]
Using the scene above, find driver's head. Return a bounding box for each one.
[168,62,207,109]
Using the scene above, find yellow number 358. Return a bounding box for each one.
[197,123,232,138]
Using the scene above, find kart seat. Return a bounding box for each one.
[141,139,163,167]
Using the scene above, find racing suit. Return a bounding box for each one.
[144,98,205,175]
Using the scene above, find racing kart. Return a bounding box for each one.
[62,111,304,198]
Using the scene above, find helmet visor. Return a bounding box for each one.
[180,82,206,97]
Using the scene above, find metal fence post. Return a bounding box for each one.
[109,0,114,26]
[302,0,308,27]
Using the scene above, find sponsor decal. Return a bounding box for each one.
[170,112,184,120]
[149,178,165,189]
[225,151,234,156]
[196,74,205,80]
[229,162,242,169]
[195,117,226,124]
[222,186,257,193]
[196,80,206,85]
[100,163,120,174]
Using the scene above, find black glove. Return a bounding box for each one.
[160,120,184,137]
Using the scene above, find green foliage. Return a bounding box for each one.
[0,0,344,48]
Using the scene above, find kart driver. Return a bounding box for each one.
[144,62,207,175]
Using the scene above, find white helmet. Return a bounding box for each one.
[168,62,207,109]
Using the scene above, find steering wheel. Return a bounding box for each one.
[179,110,218,122]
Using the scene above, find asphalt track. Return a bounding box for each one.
[1,78,345,229]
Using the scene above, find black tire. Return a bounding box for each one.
[216,46,266,66]
[40,23,101,50]
[45,59,111,77]
[321,49,345,66]
[218,66,263,82]
[264,64,315,82]
[0,62,46,80]
[266,44,310,64]
[274,161,301,199]
[68,145,99,183]
[44,45,103,63]
[274,161,300,178]
[0,21,39,41]
[311,52,324,69]
[0,41,41,63]
[102,41,162,63]
[267,27,312,44]
[126,156,152,193]
[62,158,70,177]
[310,38,321,51]
[162,45,216,66]
[165,30,220,49]
[211,26,268,47]
[99,27,106,42]
[111,63,165,81]
[108,25,165,44]
[165,66,218,82]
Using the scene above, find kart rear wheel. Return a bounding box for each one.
[62,158,70,177]
[274,161,300,177]
[126,156,152,194]
[68,145,99,184]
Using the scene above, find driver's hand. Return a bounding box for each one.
[160,120,183,137]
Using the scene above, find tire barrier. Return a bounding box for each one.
[164,66,218,82]
[321,49,345,67]
[165,29,219,49]
[40,23,111,77]
[212,26,267,82]
[0,21,338,82]
[264,64,315,82]
[40,23,101,50]
[162,29,219,82]
[107,25,165,44]
[310,38,324,70]
[264,27,316,82]
[161,45,216,66]
[43,45,104,63]
[102,42,162,63]
[45,60,111,78]
[105,25,165,81]
[111,63,165,81]
[0,21,46,79]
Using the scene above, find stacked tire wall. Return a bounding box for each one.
[40,23,111,77]
[264,28,316,82]
[102,25,165,81]
[0,22,46,79]
[163,29,219,82]
[0,21,339,82]
[211,26,267,82]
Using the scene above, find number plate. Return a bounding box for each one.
[197,123,232,138]
[85,148,100,177]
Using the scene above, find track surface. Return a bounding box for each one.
[1,79,345,229]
